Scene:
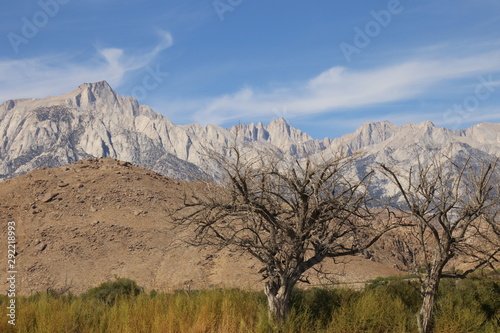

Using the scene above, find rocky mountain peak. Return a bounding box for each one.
[357,121,398,135]
[231,117,313,151]
[331,121,399,152]
[75,80,118,99]
[63,80,128,111]
[267,117,289,127]
[78,80,113,91]
[419,120,435,128]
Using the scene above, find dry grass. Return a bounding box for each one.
[0,275,498,333]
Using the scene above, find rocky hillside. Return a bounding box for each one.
[0,158,403,295]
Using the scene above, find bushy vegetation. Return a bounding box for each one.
[1,276,498,333]
[81,278,143,305]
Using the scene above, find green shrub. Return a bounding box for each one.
[366,276,421,312]
[149,289,158,298]
[329,288,417,333]
[435,274,500,333]
[292,288,341,323]
[82,278,143,305]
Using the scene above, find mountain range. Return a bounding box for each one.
[1,81,499,187]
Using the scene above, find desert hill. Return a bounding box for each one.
[0,158,403,295]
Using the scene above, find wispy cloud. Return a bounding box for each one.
[191,50,500,125]
[0,30,173,102]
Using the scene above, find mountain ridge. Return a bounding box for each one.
[1,81,499,186]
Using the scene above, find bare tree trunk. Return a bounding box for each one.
[418,281,438,333]
[418,267,443,333]
[264,278,295,322]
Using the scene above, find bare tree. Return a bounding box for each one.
[380,155,499,333]
[173,144,393,321]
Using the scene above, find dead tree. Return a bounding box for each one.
[380,156,499,333]
[173,145,393,322]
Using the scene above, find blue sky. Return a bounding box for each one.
[1,0,500,139]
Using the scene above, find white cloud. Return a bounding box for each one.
[0,30,173,102]
[192,51,500,125]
